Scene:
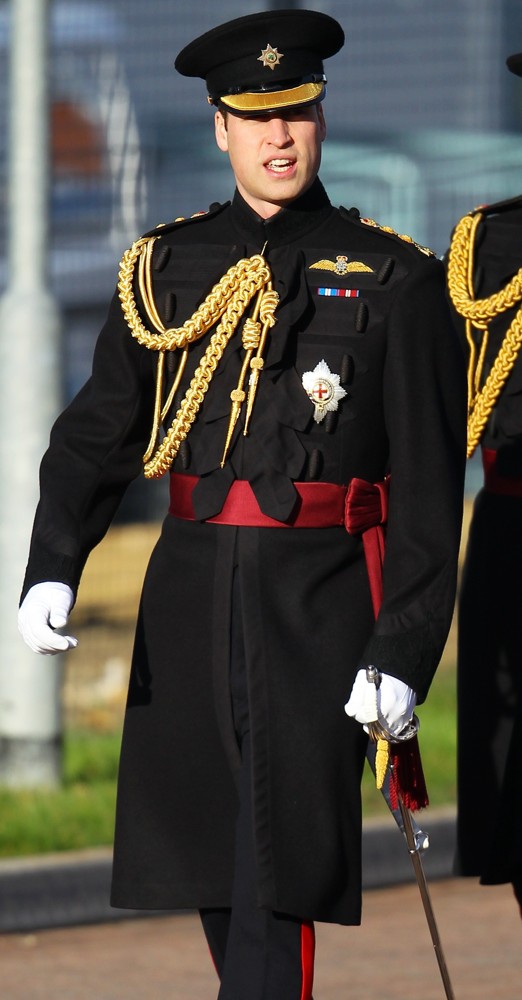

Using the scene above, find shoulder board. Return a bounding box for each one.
[468,194,522,217]
[340,205,435,257]
[141,200,230,239]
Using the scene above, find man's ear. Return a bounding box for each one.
[317,104,327,142]
[214,110,229,153]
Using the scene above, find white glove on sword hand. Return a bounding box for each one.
[18,582,77,655]
[344,667,416,738]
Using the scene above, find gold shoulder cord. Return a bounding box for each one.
[447,211,522,457]
[117,237,279,478]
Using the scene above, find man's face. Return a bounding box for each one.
[214,103,326,219]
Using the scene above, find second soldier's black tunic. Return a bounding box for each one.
[448,199,522,889]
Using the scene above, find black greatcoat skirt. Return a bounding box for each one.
[456,490,522,886]
[111,517,371,924]
[22,181,467,926]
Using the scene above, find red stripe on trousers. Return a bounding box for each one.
[300,921,315,1000]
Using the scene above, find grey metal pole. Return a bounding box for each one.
[0,0,63,787]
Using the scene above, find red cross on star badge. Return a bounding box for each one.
[301,359,347,423]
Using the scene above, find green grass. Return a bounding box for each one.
[0,730,121,857]
[0,668,457,857]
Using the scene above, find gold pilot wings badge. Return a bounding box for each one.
[309,255,373,275]
[302,359,347,424]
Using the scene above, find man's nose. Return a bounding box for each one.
[266,116,292,145]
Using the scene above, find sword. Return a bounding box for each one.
[365,668,455,1000]
[397,794,456,1000]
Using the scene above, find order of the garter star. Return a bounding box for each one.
[302,360,347,424]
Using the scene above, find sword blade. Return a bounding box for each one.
[397,797,456,1000]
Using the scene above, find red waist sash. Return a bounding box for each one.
[168,472,389,616]
[169,473,348,528]
[482,447,522,497]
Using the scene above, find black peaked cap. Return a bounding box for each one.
[175,9,344,112]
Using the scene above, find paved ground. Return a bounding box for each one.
[1,877,520,999]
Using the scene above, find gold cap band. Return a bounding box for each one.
[220,80,325,114]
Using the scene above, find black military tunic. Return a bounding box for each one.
[23,178,466,924]
[447,198,522,889]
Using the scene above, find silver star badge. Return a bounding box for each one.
[258,43,284,70]
[302,359,347,424]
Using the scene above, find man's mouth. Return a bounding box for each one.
[266,158,295,173]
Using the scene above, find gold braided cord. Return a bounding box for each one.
[143,350,166,463]
[145,281,275,478]
[459,213,484,405]
[160,348,189,423]
[139,237,165,333]
[242,317,262,351]
[135,238,191,462]
[119,238,271,352]
[447,211,522,457]
[467,309,522,455]
[116,237,276,478]
[447,213,522,322]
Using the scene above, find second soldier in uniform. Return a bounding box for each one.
[446,47,522,922]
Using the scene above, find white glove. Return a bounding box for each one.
[345,667,416,738]
[18,582,77,655]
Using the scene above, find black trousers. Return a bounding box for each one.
[199,572,315,1000]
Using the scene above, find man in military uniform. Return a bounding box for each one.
[446,50,522,921]
[18,10,466,997]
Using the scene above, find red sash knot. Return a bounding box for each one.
[344,476,388,618]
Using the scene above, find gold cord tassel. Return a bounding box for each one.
[375,738,390,790]
[220,285,279,466]
[243,287,279,436]
[220,293,264,467]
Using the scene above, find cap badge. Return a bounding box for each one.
[302,359,347,424]
[310,255,373,275]
[258,43,284,71]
